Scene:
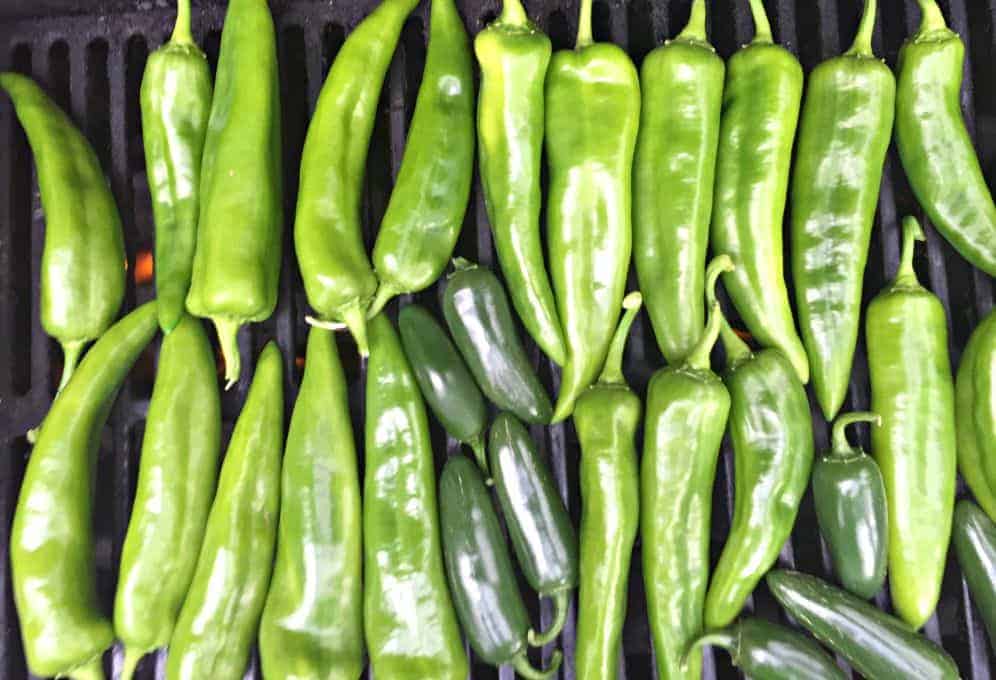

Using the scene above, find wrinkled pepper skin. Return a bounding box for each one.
[866,216,956,629]
[0,72,125,392]
[185,0,282,389]
[114,313,221,680]
[489,412,578,645]
[956,308,996,522]
[812,412,888,601]
[11,302,157,680]
[574,292,642,680]
[259,329,363,680]
[166,342,284,680]
[364,314,468,680]
[294,0,418,353]
[439,455,563,678]
[896,0,996,276]
[475,0,565,367]
[767,570,960,680]
[633,0,724,366]
[642,257,732,680]
[790,0,894,419]
[710,0,808,384]
[545,0,640,422]
[953,500,996,654]
[141,0,212,333]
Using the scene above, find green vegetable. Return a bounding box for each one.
[956,308,996,522]
[952,500,996,654]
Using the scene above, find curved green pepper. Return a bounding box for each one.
[545,0,640,422]
[573,292,642,680]
[896,0,996,276]
[141,0,212,333]
[0,72,125,392]
[258,328,363,680]
[166,342,283,680]
[489,411,578,645]
[953,500,996,654]
[439,455,563,678]
[11,302,157,680]
[866,216,956,629]
[475,0,565,366]
[294,0,418,354]
[114,313,221,680]
[633,0,724,366]
[710,0,808,384]
[767,569,960,679]
[642,257,732,680]
[185,0,282,389]
[956,308,996,521]
[812,412,888,601]
[790,0,895,419]
[364,314,468,680]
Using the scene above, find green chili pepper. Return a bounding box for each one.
[896,0,996,276]
[642,257,733,680]
[633,0,723,366]
[114,314,221,680]
[956,309,996,522]
[790,0,895,419]
[686,618,845,680]
[710,0,808,384]
[767,569,961,679]
[439,455,563,678]
[573,291,642,680]
[545,0,640,422]
[399,304,488,472]
[811,412,888,601]
[0,72,125,392]
[952,500,996,654]
[475,0,565,367]
[489,411,578,645]
[443,259,552,424]
[11,302,157,680]
[185,0,282,389]
[166,342,284,680]
[364,314,468,680]
[258,328,363,680]
[294,0,418,354]
[866,216,956,629]
[141,0,212,334]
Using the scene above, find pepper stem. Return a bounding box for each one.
[686,256,734,370]
[897,216,925,286]
[576,0,594,48]
[214,317,242,390]
[845,0,877,56]
[748,0,774,44]
[58,339,86,393]
[683,630,737,671]
[69,656,106,680]
[705,255,752,366]
[500,0,529,27]
[598,292,642,385]
[528,589,570,646]
[677,0,708,42]
[915,0,948,33]
[120,646,144,680]
[511,649,563,680]
[366,281,399,320]
[831,411,880,456]
[171,0,194,45]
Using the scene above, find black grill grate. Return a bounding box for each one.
[1,0,994,678]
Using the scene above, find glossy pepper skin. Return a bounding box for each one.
[475,0,564,366]
[952,500,996,653]
[573,292,642,680]
[114,313,221,680]
[258,329,363,680]
[956,309,996,521]
[294,0,418,354]
[866,216,956,629]
[896,0,996,276]
[791,0,895,419]
[185,0,282,389]
[439,455,563,678]
[642,257,732,680]
[0,72,125,392]
[11,302,157,680]
[489,412,578,645]
[141,0,212,333]
[443,259,552,424]
[767,569,960,679]
[710,0,808,384]
[633,0,723,365]
[545,0,640,422]
[399,304,488,472]
[364,314,468,680]
[166,342,283,680]
[812,412,888,601]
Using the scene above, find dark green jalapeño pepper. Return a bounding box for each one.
[545,0,640,422]
[956,308,996,522]
[633,0,724,366]
[953,500,996,654]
